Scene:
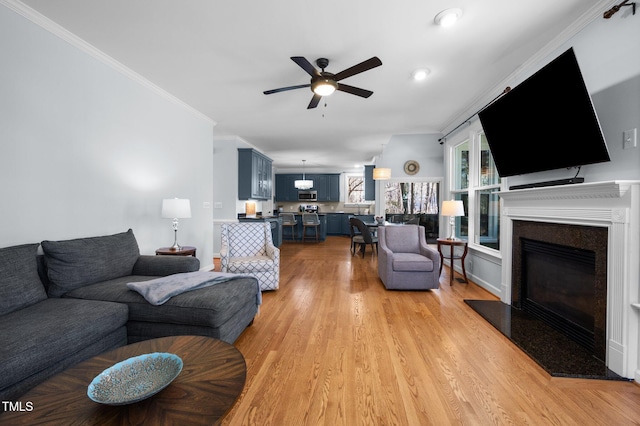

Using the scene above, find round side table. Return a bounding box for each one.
[437,238,468,285]
[155,246,197,257]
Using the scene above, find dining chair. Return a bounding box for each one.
[349,217,378,257]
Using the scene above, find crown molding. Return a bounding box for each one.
[1,0,216,126]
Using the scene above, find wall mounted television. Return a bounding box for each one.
[478,47,610,178]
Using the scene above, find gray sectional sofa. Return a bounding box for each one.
[0,229,260,402]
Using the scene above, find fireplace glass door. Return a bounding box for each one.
[521,238,596,352]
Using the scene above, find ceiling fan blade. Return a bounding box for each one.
[333,57,382,81]
[291,57,321,77]
[337,83,374,98]
[263,84,310,95]
[307,94,322,109]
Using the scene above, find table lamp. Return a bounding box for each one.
[162,198,191,250]
[442,200,464,240]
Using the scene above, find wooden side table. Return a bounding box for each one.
[437,238,468,285]
[0,336,246,425]
[155,246,196,257]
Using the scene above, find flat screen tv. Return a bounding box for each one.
[478,48,610,178]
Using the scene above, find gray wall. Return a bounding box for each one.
[445,10,640,297]
[0,5,215,267]
[502,13,640,188]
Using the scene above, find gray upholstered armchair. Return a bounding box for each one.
[377,225,440,290]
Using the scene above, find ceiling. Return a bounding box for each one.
[18,0,607,171]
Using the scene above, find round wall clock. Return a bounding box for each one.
[404,160,420,175]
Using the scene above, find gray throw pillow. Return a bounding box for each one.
[42,229,140,297]
[0,243,47,315]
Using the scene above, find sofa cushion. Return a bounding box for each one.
[64,275,260,328]
[392,253,434,272]
[42,229,140,297]
[0,298,128,392]
[384,226,420,253]
[227,256,276,273]
[0,244,47,316]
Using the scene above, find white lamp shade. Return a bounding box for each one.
[162,198,191,218]
[372,167,391,180]
[294,179,314,190]
[441,200,464,217]
[311,79,337,96]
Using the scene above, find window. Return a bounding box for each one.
[448,122,502,252]
[384,182,439,214]
[346,175,365,204]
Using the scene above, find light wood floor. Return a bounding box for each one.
[222,236,640,425]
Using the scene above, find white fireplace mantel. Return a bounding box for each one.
[499,180,640,380]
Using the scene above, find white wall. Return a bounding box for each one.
[377,133,444,178]
[443,10,640,297]
[0,5,215,267]
[211,136,275,256]
[493,11,640,189]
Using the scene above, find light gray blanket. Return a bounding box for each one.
[127,271,262,306]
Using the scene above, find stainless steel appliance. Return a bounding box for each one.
[298,190,317,201]
[299,204,318,213]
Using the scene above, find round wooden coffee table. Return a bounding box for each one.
[0,335,246,425]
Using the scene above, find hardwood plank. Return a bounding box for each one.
[221,237,640,425]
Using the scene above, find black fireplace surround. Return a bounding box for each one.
[512,221,607,361]
[466,220,626,380]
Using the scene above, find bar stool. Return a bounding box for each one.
[280,213,297,241]
[302,213,320,242]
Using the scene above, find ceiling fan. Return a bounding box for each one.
[263,56,382,109]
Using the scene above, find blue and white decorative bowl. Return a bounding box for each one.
[87,352,183,405]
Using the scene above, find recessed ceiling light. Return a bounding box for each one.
[434,8,462,27]
[412,68,431,81]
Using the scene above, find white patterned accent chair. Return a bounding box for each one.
[220,222,280,291]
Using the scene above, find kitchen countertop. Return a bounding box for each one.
[238,215,279,220]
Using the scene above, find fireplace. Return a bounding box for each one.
[511,222,608,361]
[499,181,640,380]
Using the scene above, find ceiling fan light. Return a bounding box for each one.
[434,8,462,27]
[312,79,338,96]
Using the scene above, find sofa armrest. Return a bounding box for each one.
[419,244,440,270]
[132,255,200,276]
[265,243,280,265]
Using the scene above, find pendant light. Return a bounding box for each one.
[294,160,314,189]
[372,167,391,180]
[373,145,391,180]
